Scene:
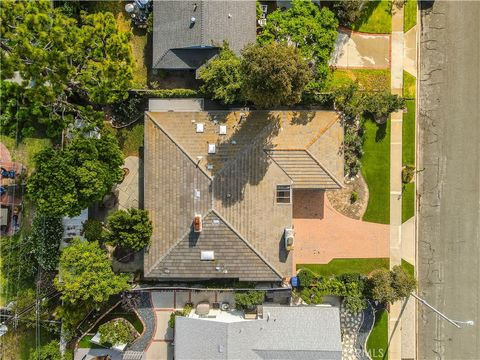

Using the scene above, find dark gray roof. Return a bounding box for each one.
[175,305,342,360]
[143,111,343,281]
[152,0,256,69]
[147,211,281,281]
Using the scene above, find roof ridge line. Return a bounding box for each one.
[145,112,213,181]
[305,114,339,149]
[304,149,344,189]
[145,208,214,277]
[209,209,283,280]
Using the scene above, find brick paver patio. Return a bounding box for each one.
[292,190,389,270]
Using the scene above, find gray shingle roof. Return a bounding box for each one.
[152,0,256,69]
[147,210,281,281]
[175,305,342,360]
[143,111,343,281]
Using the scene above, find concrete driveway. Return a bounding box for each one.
[330,29,390,69]
[292,190,389,270]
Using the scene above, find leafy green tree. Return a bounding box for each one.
[55,239,129,305]
[332,0,367,27]
[391,265,417,299]
[258,0,338,85]
[240,43,311,108]
[105,209,153,251]
[368,268,395,303]
[28,340,63,360]
[98,319,135,346]
[365,91,405,124]
[0,0,133,139]
[29,214,64,271]
[27,128,124,217]
[198,44,243,104]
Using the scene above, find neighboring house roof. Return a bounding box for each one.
[174,305,343,360]
[152,0,256,69]
[143,111,343,280]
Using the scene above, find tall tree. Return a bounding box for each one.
[29,213,64,271]
[257,0,338,86]
[55,239,129,305]
[240,43,311,108]
[0,0,133,139]
[332,0,367,27]
[105,208,153,251]
[198,44,243,104]
[27,128,124,217]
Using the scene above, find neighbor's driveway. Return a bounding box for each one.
[292,190,389,270]
[330,28,390,69]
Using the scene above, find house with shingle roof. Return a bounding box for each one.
[174,304,342,360]
[152,0,256,70]
[143,108,343,281]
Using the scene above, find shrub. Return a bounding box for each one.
[105,208,153,251]
[29,213,64,271]
[168,304,193,328]
[402,165,415,184]
[367,266,415,304]
[141,88,198,98]
[98,319,135,346]
[234,290,266,310]
[344,122,364,177]
[82,219,104,242]
[297,268,317,288]
[391,265,417,299]
[350,191,359,203]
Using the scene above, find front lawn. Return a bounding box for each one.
[402,182,415,223]
[78,334,105,349]
[404,0,417,32]
[351,1,392,34]
[327,69,391,92]
[403,71,416,99]
[361,118,391,224]
[367,308,389,360]
[297,258,389,277]
[401,259,415,277]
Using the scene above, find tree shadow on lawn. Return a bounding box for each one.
[352,1,392,32]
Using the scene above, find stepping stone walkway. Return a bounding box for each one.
[341,302,373,360]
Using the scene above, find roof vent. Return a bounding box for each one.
[201,251,214,261]
[219,125,227,135]
[207,164,214,170]
[208,143,216,154]
[191,16,196,23]
[196,123,204,133]
[228,13,232,18]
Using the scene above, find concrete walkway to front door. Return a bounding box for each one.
[291,190,389,272]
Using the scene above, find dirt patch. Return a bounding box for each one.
[326,174,369,220]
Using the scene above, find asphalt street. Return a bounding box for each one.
[418,1,480,359]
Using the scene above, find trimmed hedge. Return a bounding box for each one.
[138,88,198,98]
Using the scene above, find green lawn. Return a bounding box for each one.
[0,136,51,173]
[116,123,144,157]
[402,182,415,223]
[297,258,389,277]
[401,259,415,277]
[78,334,106,349]
[402,100,415,222]
[361,118,391,224]
[404,0,417,32]
[328,69,391,92]
[367,308,389,360]
[403,71,416,99]
[352,1,392,34]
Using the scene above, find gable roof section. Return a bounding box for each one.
[152,0,256,69]
[148,210,281,281]
[266,149,342,189]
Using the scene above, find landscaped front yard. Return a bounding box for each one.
[367,308,389,360]
[362,118,391,224]
[297,258,389,277]
[351,1,392,34]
